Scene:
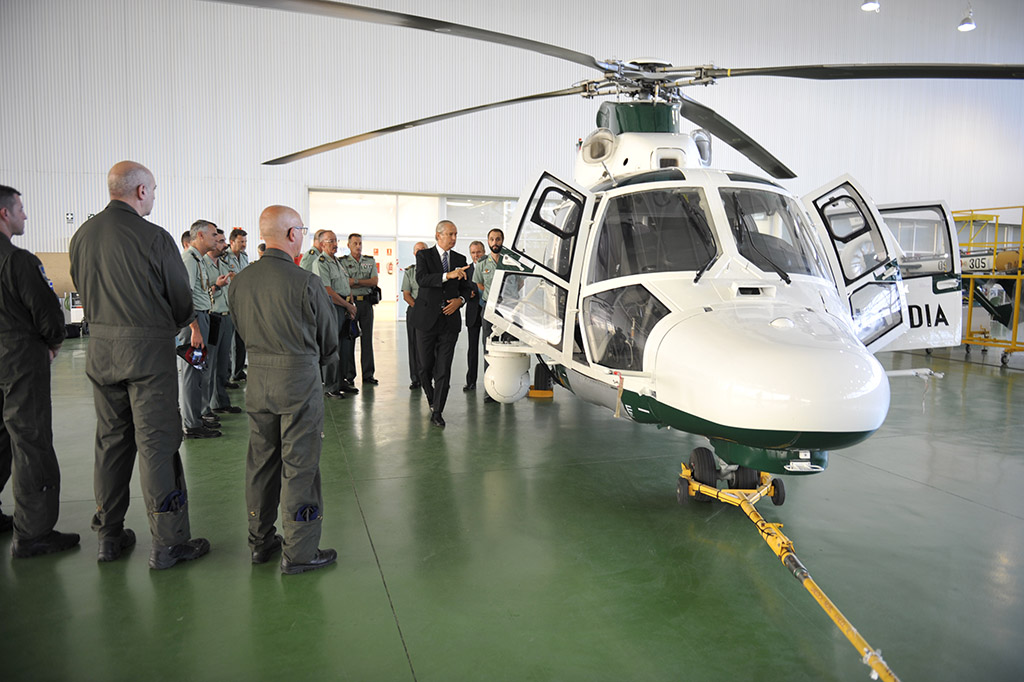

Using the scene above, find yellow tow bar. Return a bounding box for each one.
[680,464,899,682]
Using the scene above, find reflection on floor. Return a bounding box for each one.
[1,325,1022,681]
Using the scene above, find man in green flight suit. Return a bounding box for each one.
[70,161,210,569]
[339,233,379,386]
[0,185,80,557]
[229,205,339,574]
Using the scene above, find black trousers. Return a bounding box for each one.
[406,319,419,383]
[466,321,481,386]
[416,322,458,415]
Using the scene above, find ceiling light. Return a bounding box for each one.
[958,7,976,32]
[861,1,880,12]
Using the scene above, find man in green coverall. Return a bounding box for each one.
[229,205,339,574]
[0,185,79,557]
[70,161,210,569]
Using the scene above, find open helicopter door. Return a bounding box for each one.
[486,171,593,365]
[803,175,910,352]
[877,202,962,350]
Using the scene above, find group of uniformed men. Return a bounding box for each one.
[0,161,369,574]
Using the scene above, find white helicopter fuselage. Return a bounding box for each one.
[483,130,960,475]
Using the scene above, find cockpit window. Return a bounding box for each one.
[589,188,717,284]
[720,188,829,281]
[583,285,669,372]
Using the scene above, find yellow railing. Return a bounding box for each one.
[953,206,1024,361]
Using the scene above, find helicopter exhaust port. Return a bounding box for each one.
[482,349,531,403]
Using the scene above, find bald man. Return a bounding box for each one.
[70,161,210,569]
[229,205,339,574]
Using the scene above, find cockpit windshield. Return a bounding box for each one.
[720,188,829,281]
[589,188,717,284]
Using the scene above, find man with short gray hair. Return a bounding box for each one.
[70,160,210,569]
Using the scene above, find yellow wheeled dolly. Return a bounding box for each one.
[678,464,900,682]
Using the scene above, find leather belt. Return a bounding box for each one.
[354,295,367,301]
[210,312,229,317]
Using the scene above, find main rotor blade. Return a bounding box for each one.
[677,97,796,180]
[264,85,589,165]
[207,0,610,72]
[705,63,1024,80]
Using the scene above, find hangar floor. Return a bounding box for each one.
[1,324,1022,682]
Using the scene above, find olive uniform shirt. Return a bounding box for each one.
[338,253,376,297]
[473,255,501,301]
[401,264,419,300]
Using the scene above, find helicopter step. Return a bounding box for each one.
[677,449,899,682]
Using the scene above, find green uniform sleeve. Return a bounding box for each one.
[15,251,66,348]
[308,275,339,364]
[157,233,195,328]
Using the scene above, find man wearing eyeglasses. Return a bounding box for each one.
[229,207,339,574]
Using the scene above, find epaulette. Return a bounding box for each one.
[318,255,326,262]
[308,248,317,255]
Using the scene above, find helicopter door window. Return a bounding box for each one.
[582,285,669,372]
[589,188,717,284]
[812,184,890,284]
[513,176,584,280]
[493,274,567,350]
[878,206,954,277]
[848,282,903,346]
[720,188,829,280]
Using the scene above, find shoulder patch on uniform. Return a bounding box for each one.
[308,248,317,255]
[318,255,326,262]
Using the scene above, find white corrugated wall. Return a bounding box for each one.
[2,0,1023,254]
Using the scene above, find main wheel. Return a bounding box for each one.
[770,478,787,506]
[689,447,717,503]
[731,466,759,490]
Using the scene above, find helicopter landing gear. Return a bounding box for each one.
[687,447,717,502]
[730,465,760,490]
[676,461,897,681]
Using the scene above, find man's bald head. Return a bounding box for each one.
[259,205,305,258]
[107,161,156,216]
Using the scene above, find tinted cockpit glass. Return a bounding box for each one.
[589,189,717,284]
[720,188,829,280]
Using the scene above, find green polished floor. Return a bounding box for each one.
[2,326,1022,681]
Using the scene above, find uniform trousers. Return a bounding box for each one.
[0,339,61,541]
[245,354,325,563]
[406,318,419,383]
[466,320,481,386]
[349,299,375,382]
[207,313,234,411]
[321,307,345,393]
[177,311,210,429]
[86,331,191,546]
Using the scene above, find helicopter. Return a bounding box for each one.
[206,0,1020,484]
[205,2,1022,679]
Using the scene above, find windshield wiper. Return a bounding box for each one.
[675,194,718,283]
[693,255,717,283]
[731,194,791,285]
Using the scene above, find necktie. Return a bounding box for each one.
[442,250,449,274]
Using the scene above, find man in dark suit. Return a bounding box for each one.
[463,240,485,391]
[410,220,474,428]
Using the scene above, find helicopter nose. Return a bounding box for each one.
[654,306,890,437]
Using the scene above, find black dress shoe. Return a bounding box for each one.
[252,534,283,564]
[364,377,379,385]
[0,512,12,533]
[339,383,359,394]
[463,383,476,391]
[149,537,211,570]
[232,371,247,381]
[213,405,242,414]
[281,548,337,575]
[185,425,222,439]
[225,382,240,390]
[98,528,136,562]
[430,412,446,428]
[409,381,421,390]
[325,390,346,399]
[11,530,81,558]
[201,414,221,425]
[484,395,498,404]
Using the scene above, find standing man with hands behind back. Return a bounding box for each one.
[410,220,474,428]
[339,233,378,387]
[229,205,339,574]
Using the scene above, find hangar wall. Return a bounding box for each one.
[1,0,1023,257]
